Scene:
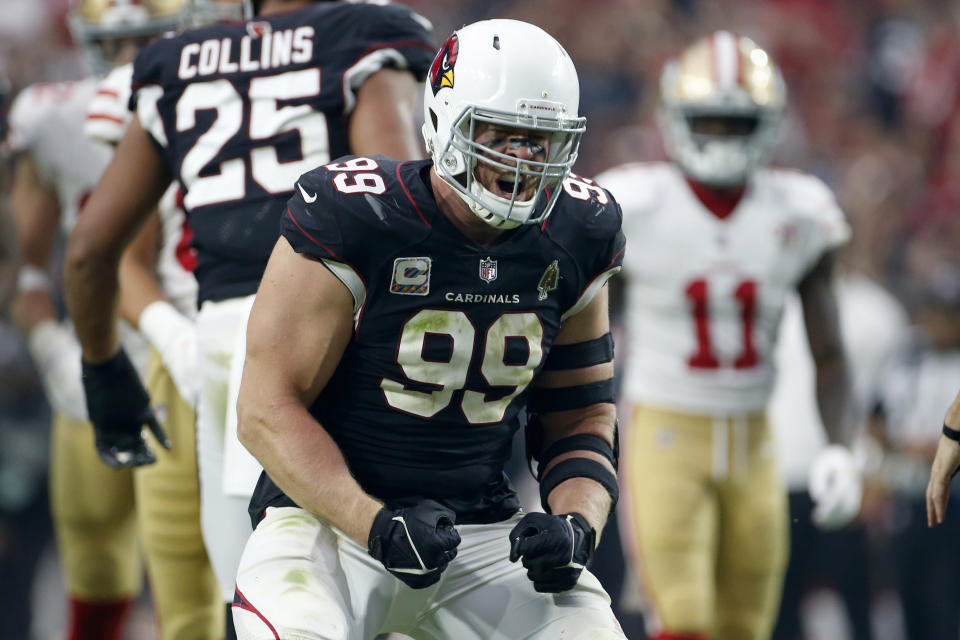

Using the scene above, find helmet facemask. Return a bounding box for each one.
[181,0,251,28]
[436,104,585,229]
[659,102,781,187]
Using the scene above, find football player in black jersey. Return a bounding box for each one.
[63,0,434,636]
[231,20,627,639]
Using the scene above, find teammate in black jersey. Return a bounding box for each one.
[232,20,627,639]
[63,0,433,636]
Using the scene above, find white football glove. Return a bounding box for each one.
[139,301,199,408]
[27,320,88,422]
[808,444,863,530]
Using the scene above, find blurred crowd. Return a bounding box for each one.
[1,0,959,638]
[410,0,960,294]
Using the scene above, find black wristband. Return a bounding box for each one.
[566,512,595,539]
[366,507,395,560]
[943,424,960,443]
[81,348,133,379]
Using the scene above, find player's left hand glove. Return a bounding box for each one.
[509,511,596,593]
[809,444,863,530]
[367,499,461,589]
[82,348,171,469]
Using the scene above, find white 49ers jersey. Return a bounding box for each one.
[596,162,850,414]
[7,75,151,374]
[85,64,198,318]
[6,78,111,234]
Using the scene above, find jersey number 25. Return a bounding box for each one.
[176,69,328,210]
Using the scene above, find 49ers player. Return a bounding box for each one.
[6,1,222,638]
[596,32,860,640]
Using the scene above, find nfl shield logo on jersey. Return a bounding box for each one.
[391,257,431,295]
[479,257,498,283]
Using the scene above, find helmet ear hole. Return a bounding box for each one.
[429,108,439,133]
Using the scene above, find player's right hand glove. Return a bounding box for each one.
[509,511,596,593]
[138,300,199,407]
[27,320,88,422]
[809,444,863,530]
[367,500,461,589]
[82,348,170,469]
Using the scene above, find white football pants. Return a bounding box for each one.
[196,294,264,601]
[234,506,627,640]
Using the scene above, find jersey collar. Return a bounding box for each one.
[685,176,746,221]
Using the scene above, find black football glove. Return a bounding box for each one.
[509,511,596,593]
[81,348,170,469]
[367,499,461,589]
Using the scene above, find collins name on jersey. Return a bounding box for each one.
[129,2,435,304]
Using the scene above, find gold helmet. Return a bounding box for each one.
[69,0,187,73]
[659,30,786,186]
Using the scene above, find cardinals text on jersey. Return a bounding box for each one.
[250,156,625,525]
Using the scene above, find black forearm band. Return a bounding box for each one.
[542,333,614,371]
[530,378,615,412]
[539,457,619,514]
[944,424,960,443]
[537,434,616,478]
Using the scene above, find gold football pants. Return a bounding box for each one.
[620,404,788,640]
[137,349,222,639]
[50,414,141,601]
[51,350,221,639]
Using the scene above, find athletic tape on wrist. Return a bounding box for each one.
[17,265,51,293]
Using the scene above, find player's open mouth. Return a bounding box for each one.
[495,177,526,199]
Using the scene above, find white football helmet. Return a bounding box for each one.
[659,30,786,187]
[422,19,586,229]
[69,0,187,73]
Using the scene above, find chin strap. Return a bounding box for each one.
[468,180,528,228]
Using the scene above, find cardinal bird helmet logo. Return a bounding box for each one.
[429,33,459,95]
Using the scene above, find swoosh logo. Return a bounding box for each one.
[297,183,317,203]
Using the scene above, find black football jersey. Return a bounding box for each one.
[130,2,434,304]
[249,156,626,525]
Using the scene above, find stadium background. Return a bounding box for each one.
[0,0,957,637]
